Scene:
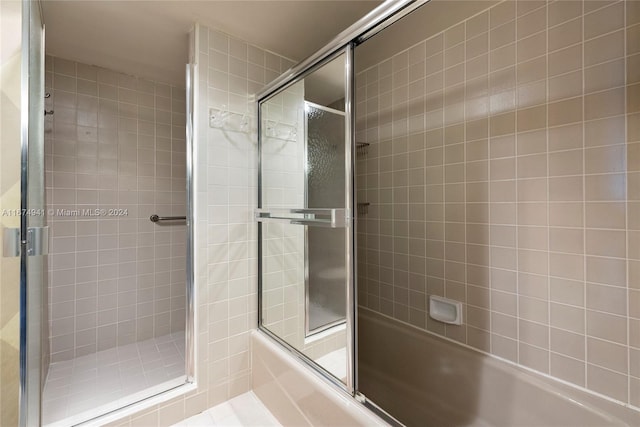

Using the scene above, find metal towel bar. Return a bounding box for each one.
[255,208,346,228]
[150,214,186,223]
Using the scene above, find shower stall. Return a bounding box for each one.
[257,0,640,425]
[41,56,192,426]
[13,3,196,425]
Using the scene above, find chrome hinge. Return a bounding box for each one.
[354,391,366,403]
[2,226,49,257]
[26,226,49,256]
[3,227,20,257]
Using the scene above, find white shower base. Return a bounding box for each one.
[42,331,186,427]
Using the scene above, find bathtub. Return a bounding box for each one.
[251,331,386,427]
[359,308,640,427]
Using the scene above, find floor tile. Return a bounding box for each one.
[43,331,185,426]
[177,392,281,427]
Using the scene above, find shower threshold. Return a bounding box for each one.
[42,331,185,427]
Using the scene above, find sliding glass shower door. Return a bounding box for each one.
[257,50,354,389]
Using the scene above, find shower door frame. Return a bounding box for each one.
[255,0,431,400]
[257,46,355,393]
[20,1,46,425]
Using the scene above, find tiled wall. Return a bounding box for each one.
[103,25,297,426]
[193,25,295,407]
[356,0,640,408]
[0,1,23,424]
[45,57,187,362]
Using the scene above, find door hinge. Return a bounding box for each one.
[3,227,20,257]
[2,226,49,257]
[27,226,49,256]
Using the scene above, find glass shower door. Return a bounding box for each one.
[21,1,46,426]
[257,50,354,388]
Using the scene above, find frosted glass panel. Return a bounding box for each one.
[306,104,346,333]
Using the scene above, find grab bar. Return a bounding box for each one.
[255,208,346,228]
[150,214,186,223]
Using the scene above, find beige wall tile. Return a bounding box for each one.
[585,87,626,120]
[490,0,516,27]
[549,203,583,228]
[629,24,640,55]
[587,310,627,344]
[586,256,627,287]
[549,44,582,77]
[549,71,583,102]
[48,57,187,360]
[585,202,626,229]
[629,83,640,113]
[585,229,626,258]
[585,173,626,201]
[585,115,625,147]
[517,32,547,63]
[549,17,582,52]
[585,30,625,66]
[586,283,628,316]
[517,7,546,39]
[550,302,585,334]
[519,342,549,373]
[548,97,583,127]
[550,352,586,386]
[517,0,545,16]
[517,56,547,85]
[549,123,583,152]
[548,0,582,27]
[629,54,640,85]
[467,11,489,38]
[550,276,584,307]
[585,59,625,94]
[584,2,624,40]
[587,364,629,403]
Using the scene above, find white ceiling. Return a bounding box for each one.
[41,0,381,85]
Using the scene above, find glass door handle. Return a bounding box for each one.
[255,208,347,228]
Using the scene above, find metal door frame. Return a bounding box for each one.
[256,0,430,397]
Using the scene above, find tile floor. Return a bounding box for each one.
[42,331,186,427]
[173,392,281,427]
